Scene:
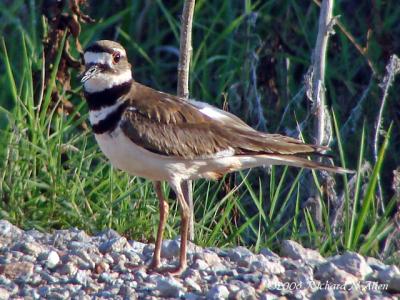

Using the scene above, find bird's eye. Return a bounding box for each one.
[113,52,121,64]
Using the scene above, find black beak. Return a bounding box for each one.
[80,65,100,83]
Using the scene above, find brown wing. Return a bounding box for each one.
[120,82,326,158]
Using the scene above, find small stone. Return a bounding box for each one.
[388,273,400,292]
[99,236,128,253]
[2,262,34,280]
[103,253,115,264]
[0,275,11,285]
[38,286,50,297]
[72,270,88,286]
[72,229,91,242]
[119,285,138,300]
[21,254,36,263]
[45,250,60,269]
[192,259,209,271]
[377,265,400,284]
[216,269,238,277]
[129,240,147,254]
[201,251,222,265]
[134,269,148,282]
[67,241,89,250]
[310,289,348,300]
[73,249,96,269]
[315,262,359,285]
[99,272,114,283]
[206,284,229,300]
[249,255,285,274]
[185,293,201,300]
[231,284,257,300]
[58,262,78,276]
[227,246,255,267]
[259,292,281,300]
[329,251,373,279]
[40,270,58,283]
[366,256,387,271]
[143,244,155,258]
[0,287,9,300]
[283,265,313,288]
[185,277,202,293]
[238,273,262,284]
[280,240,325,265]
[110,252,127,265]
[98,228,122,241]
[227,284,240,293]
[12,241,45,256]
[123,249,142,264]
[95,261,110,274]
[21,288,40,299]
[0,220,23,238]
[161,239,181,259]
[30,273,42,285]
[47,290,70,300]
[155,276,184,298]
[259,248,280,259]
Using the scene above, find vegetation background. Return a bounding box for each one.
[0,0,399,265]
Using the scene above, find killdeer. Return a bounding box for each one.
[81,40,352,275]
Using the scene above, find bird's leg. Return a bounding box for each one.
[179,193,190,271]
[160,180,190,276]
[148,181,169,271]
[170,192,190,275]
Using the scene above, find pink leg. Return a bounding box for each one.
[148,181,169,271]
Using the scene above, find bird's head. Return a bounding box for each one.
[81,40,132,93]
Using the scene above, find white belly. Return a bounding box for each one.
[94,128,174,181]
[94,127,276,183]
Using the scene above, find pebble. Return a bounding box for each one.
[328,251,373,278]
[0,287,9,300]
[99,236,129,254]
[72,270,88,286]
[45,250,60,269]
[155,276,184,298]
[231,284,257,300]
[192,258,210,270]
[388,273,400,292]
[185,277,202,293]
[161,239,181,259]
[281,240,326,265]
[315,262,359,285]
[249,255,285,274]
[206,284,230,299]
[12,241,45,256]
[2,262,34,279]
[0,220,398,299]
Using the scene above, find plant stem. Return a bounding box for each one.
[177,0,196,240]
[309,0,335,228]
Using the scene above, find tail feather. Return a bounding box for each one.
[248,154,354,175]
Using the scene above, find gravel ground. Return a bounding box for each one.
[0,219,399,299]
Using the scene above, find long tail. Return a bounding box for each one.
[239,154,354,175]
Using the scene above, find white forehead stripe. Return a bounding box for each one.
[84,69,132,93]
[84,52,113,66]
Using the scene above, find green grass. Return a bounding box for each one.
[0,1,399,264]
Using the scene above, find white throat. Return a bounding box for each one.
[84,69,132,93]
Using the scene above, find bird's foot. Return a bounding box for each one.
[146,259,161,273]
[156,264,187,276]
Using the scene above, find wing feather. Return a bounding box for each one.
[120,82,327,158]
